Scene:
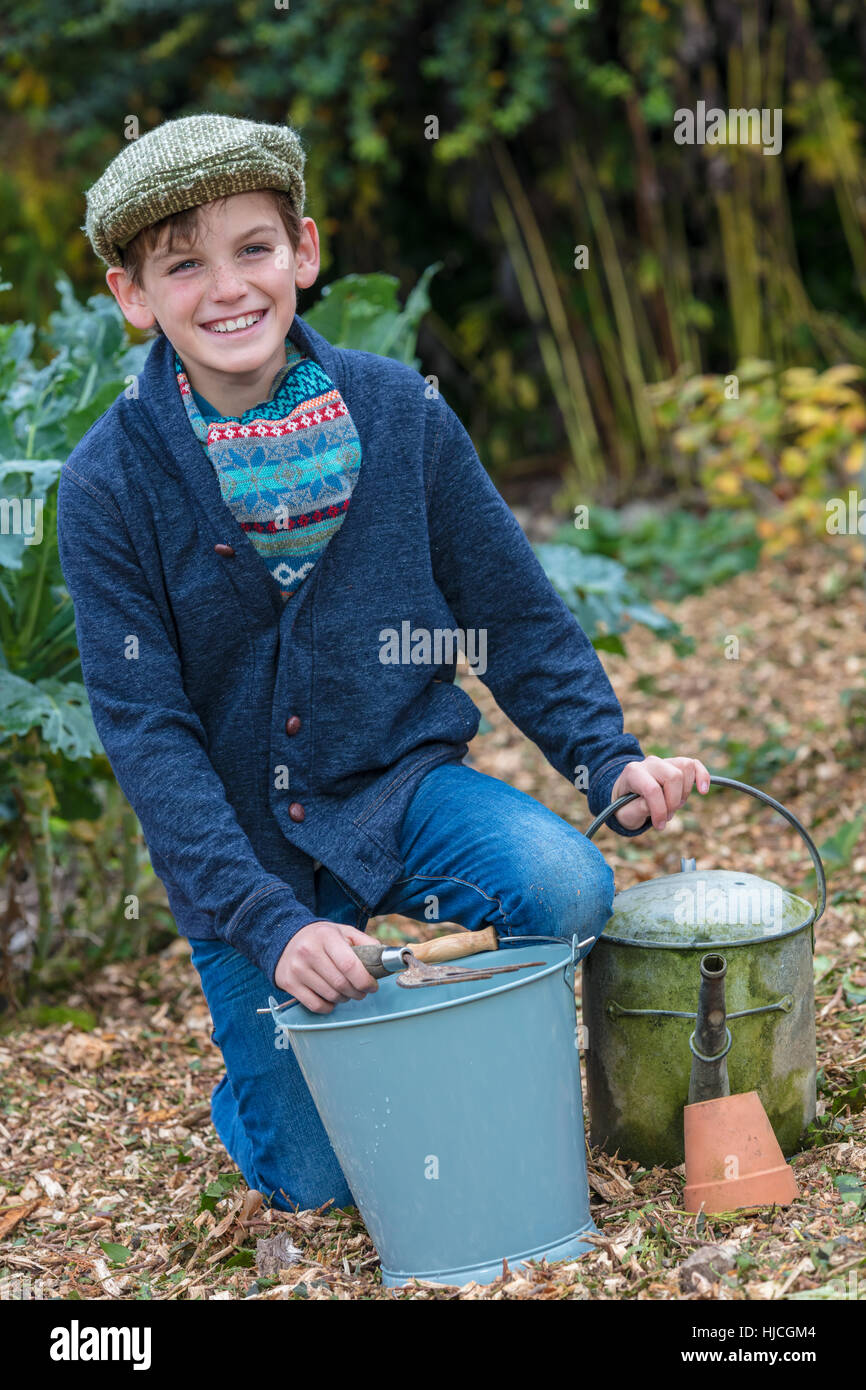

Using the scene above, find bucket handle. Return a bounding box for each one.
[266,994,297,1031]
[493,932,592,994]
[583,773,826,928]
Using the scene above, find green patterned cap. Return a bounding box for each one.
[83,112,306,267]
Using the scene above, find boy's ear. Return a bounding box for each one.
[105,266,158,332]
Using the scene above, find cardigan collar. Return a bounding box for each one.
[132,312,349,626]
[135,311,347,485]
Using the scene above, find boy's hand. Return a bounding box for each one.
[274,921,380,1014]
[610,756,711,831]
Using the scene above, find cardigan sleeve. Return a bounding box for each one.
[56,465,320,985]
[426,395,652,838]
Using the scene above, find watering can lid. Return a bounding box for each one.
[602,867,814,947]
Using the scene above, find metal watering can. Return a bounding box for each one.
[581,775,826,1168]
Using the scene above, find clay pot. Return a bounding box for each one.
[684,1091,800,1213]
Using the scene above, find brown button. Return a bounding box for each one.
[214,543,236,558]
[285,715,302,736]
[288,802,305,823]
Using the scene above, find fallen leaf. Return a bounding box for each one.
[60,1032,113,1070]
[34,1171,65,1202]
[0,1198,42,1240]
[679,1241,738,1293]
[92,1257,127,1297]
[255,1231,303,1277]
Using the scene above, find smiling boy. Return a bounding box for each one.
[58,114,710,1212]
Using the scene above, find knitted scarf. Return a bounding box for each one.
[175,338,361,603]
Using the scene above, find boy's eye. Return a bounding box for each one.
[168,245,270,274]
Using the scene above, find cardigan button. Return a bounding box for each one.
[285,715,302,736]
[288,802,306,823]
[214,543,236,558]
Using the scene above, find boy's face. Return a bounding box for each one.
[105,190,319,411]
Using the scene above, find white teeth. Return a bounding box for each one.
[204,312,264,334]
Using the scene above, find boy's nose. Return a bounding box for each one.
[207,263,250,296]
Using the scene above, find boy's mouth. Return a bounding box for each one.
[199,307,269,337]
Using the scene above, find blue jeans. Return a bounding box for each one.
[188,760,615,1212]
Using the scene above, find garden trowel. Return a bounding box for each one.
[260,926,543,1012]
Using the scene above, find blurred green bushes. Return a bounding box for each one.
[5,1,866,496]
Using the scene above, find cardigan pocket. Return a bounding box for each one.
[431,675,479,737]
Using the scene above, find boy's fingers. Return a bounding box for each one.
[323,936,379,996]
[675,760,696,805]
[340,923,376,944]
[620,758,712,830]
[626,765,669,828]
[308,945,367,1001]
[644,756,684,821]
[290,982,336,1014]
[302,964,354,1004]
[679,757,712,800]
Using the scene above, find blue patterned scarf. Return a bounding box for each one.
[175,338,362,602]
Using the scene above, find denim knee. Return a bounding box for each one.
[504,833,615,943]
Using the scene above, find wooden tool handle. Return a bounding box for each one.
[412,925,499,963]
[350,926,499,978]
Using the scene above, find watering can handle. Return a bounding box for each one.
[583,773,826,928]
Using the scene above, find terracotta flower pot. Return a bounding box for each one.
[683,1091,800,1214]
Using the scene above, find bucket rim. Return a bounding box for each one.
[271,938,574,1032]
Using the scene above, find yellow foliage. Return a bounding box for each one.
[787,403,824,427]
[710,471,743,497]
[658,356,866,557]
[820,364,864,386]
[742,456,774,483]
[811,384,861,405]
[8,68,50,110]
[514,373,539,410]
[780,447,809,478]
[68,820,99,843]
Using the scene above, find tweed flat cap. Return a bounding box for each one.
[83,113,306,266]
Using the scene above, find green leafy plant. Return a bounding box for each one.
[833,1174,865,1208]
[532,542,694,656]
[814,813,866,875]
[826,1069,866,1117]
[304,263,442,367]
[549,505,762,603]
[697,732,797,788]
[0,274,149,997]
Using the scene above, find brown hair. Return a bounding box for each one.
[119,189,304,338]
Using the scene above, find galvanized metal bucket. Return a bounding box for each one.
[581,776,827,1168]
[265,935,597,1288]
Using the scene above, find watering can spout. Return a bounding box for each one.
[687,952,731,1104]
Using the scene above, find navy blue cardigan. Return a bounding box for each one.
[57,312,649,987]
